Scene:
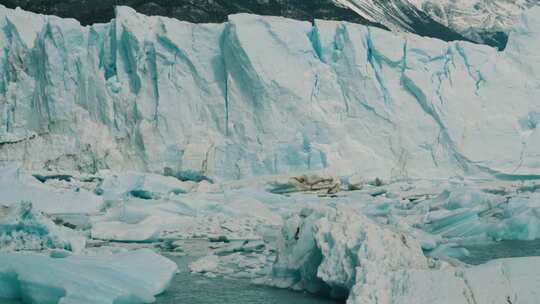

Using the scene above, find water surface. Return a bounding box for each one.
[461,239,540,265]
[155,255,341,304]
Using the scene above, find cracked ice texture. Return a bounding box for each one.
[270,205,427,300]
[0,201,85,252]
[271,205,540,304]
[0,5,539,180]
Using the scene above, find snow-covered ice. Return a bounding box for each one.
[97,170,194,201]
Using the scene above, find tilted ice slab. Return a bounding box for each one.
[0,249,177,304]
[417,188,540,243]
[0,5,539,180]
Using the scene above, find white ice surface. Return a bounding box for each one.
[365,257,540,304]
[0,249,177,304]
[266,203,540,304]
[268,204,427,299]
[1,6,540,180]
[0,167,103,214]
[97,170,194,201]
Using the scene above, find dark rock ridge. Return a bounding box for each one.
[0,0,378,25]
[0,0,482,47]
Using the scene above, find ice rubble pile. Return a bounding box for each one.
[90,185,283,242]
[0,249,177,304]
[0,168,180,304]
[0,201,85,252]
[0,5,539,180]
[417,188,540,242]
[270,205,427,300]
[0,166,103,214]
[0,166,282,243]
[1,166,540,303]
[96,170,194,201]
[270,205,540,304]
[355,180,540,252]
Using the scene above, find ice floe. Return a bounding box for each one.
[0,249,177,304]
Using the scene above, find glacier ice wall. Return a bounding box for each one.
[0,5,539,180]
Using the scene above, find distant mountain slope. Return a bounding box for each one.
[2,0,537,49]
[0,0,379,25]
[0,0,511,49]
[332,0,472,46]
[334,0,540,49]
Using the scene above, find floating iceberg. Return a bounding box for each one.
[0,249,177,304]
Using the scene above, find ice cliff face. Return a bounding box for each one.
[0,5,539,181]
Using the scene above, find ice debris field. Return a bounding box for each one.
[0,3,540,304]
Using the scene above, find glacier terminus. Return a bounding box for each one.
[1,5,540,180]
[0,3,540,304]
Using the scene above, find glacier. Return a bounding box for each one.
[0,5,539,181]
[1,4,540,304]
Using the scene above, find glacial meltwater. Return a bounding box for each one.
[460,239,540,265]
[156,255,341,304]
